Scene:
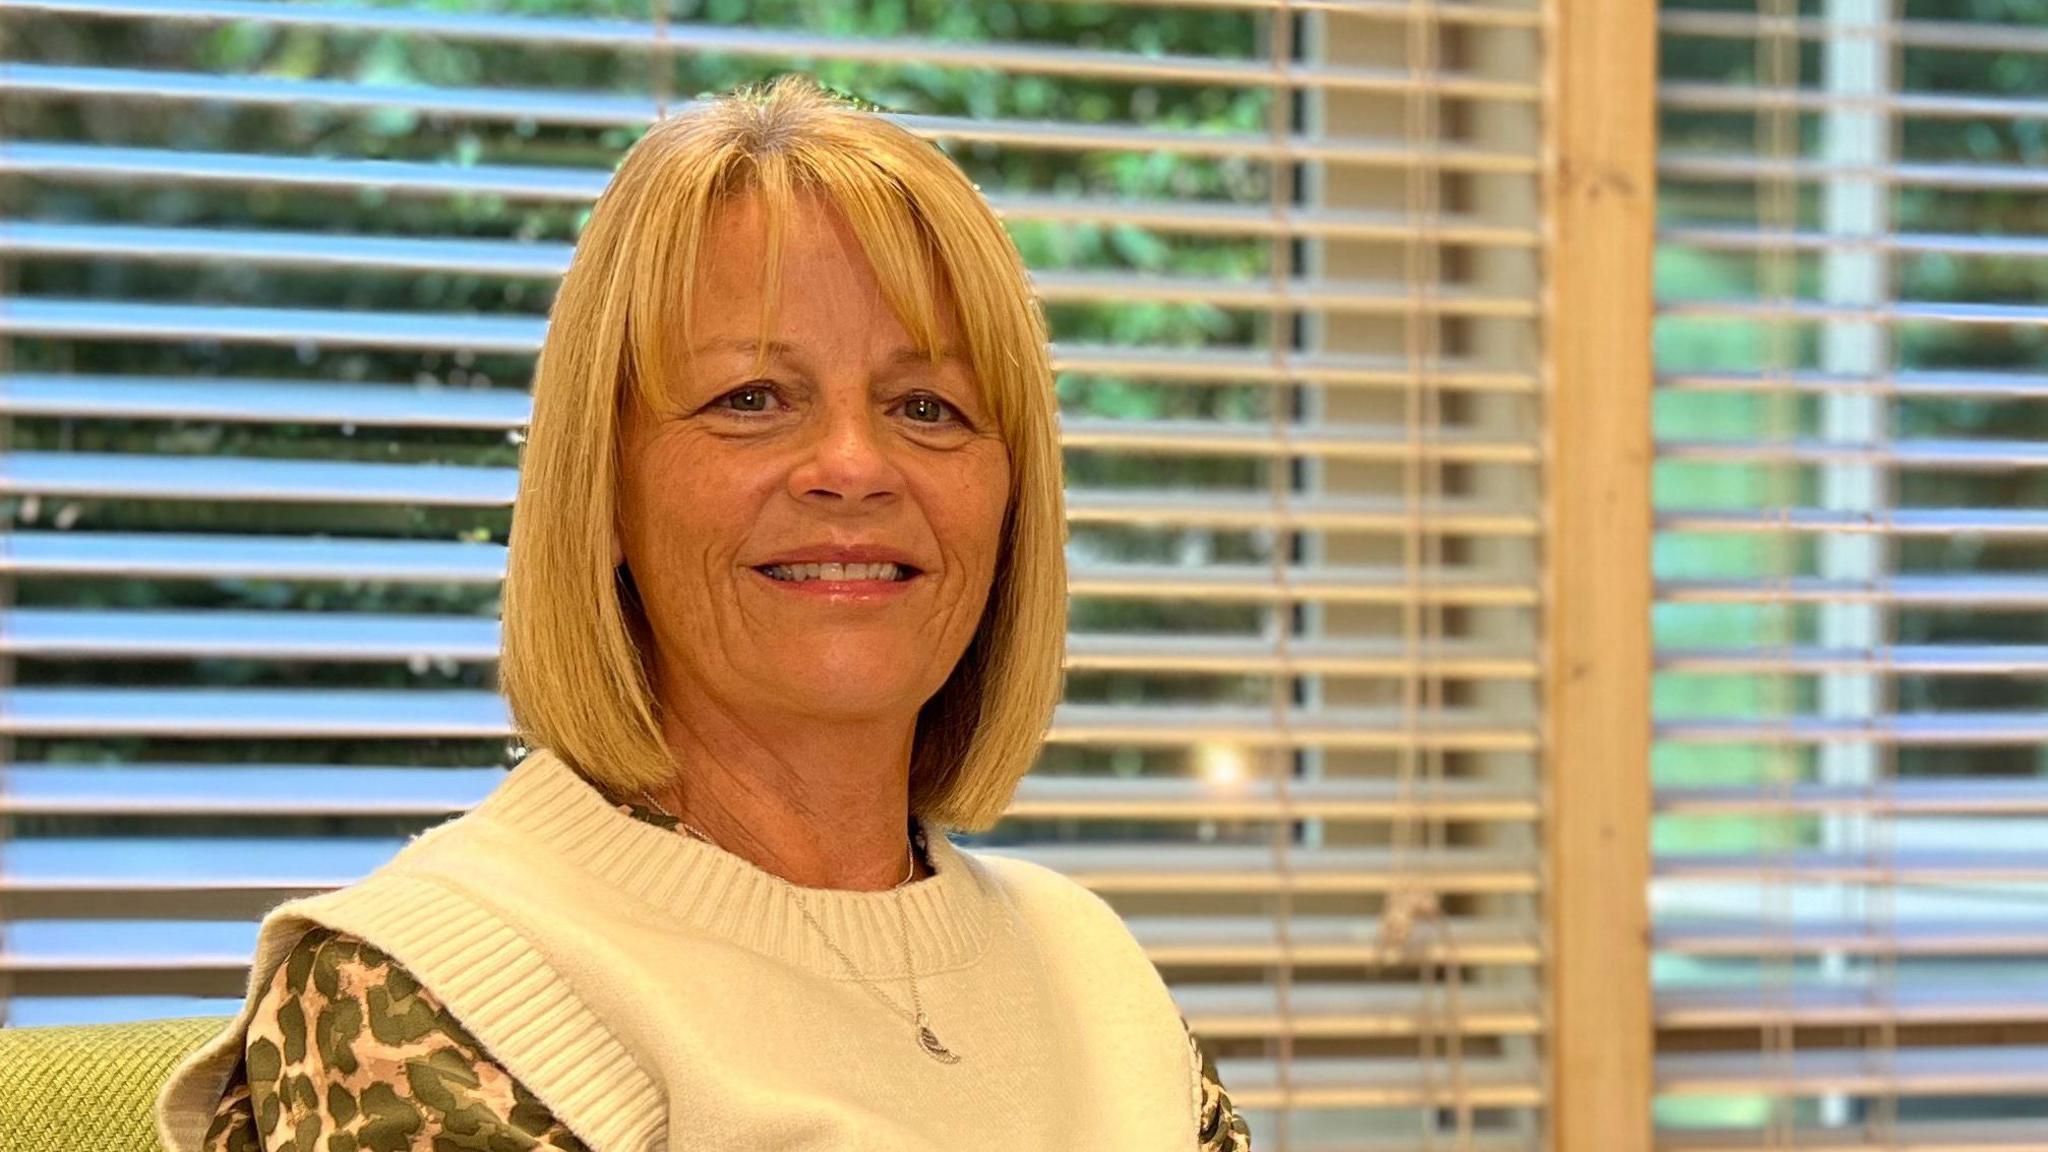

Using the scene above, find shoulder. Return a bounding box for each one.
[965,848,1162,977]
[969,848,1124,924]
[966,847,1190,1027]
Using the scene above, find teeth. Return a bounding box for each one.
[761,562,908,583]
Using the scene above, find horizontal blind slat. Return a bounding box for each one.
[1,767,1539,821]
[1658,299,2048,329]
[1660,82,2048,123]
[1658,849,2048,883]
[5,0,1544,98]
[1658,1118,2048,1152]
[1659,917,2048,958]
[1659,779,2048,816]
[1657,1047,2048,1099]
[1659,369,2048,400]
[1661,11,2048,54]
[1657,983,2048,1029]
[1656,646,2048,675]
[1659,575,2048,607]
[1659,438,2048,469]
[1663,226,2048,259]
[1661,153,2048,192]
[1658,508,2048,537]
[0,64,1540,165]
[1655,713,2048,745]
[0,210,1542,257]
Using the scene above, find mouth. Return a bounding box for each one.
[750,561,923,585]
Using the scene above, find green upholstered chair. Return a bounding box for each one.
[0,1016,234,1152]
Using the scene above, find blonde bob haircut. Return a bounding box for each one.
[499,74,1068,835]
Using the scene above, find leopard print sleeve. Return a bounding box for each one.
[1183,1014,1252,1151]
[216,924,593,1152]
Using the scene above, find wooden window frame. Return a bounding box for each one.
[1546,0,1658,1148]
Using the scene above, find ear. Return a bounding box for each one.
[611,537,625,569]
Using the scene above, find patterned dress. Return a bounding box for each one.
[200,796,1253,1152]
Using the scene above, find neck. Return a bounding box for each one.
[644,670,925,892]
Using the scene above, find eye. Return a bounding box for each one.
[901,392,965,426]
[713,383,784,414]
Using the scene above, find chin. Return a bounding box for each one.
[770,663,929,715]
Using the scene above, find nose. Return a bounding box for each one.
[787,393,904,507]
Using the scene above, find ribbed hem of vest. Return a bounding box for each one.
[470,747,998,980]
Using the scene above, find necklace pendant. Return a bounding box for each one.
[917,1023,961,1064]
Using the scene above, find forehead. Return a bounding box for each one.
[687,189,966,347]
[698,192,842,279]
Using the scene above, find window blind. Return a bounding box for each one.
[0,1,1551,1146]
[1654,1,2048,1148]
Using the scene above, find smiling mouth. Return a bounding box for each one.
[752,562,923,584]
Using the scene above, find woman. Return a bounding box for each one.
[154,75,1251,1151]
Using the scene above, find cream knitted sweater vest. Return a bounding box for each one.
[153,748,1200,1151]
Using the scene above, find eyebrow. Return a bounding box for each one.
[690,338,966,368]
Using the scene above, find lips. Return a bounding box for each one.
[753,560,919,583]
[745,563,922,601]
[750,539,923,565]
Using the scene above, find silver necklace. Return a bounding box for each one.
[637,791,961,1065]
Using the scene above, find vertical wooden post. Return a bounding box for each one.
[1547,0,1657,1148]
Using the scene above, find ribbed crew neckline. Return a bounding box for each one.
[470,747,998,981]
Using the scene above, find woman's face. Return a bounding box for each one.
[612,191,1012,727]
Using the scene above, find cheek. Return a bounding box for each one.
[624,437,772,573]
[977,487,1012,567]
[935,458,1012,575]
